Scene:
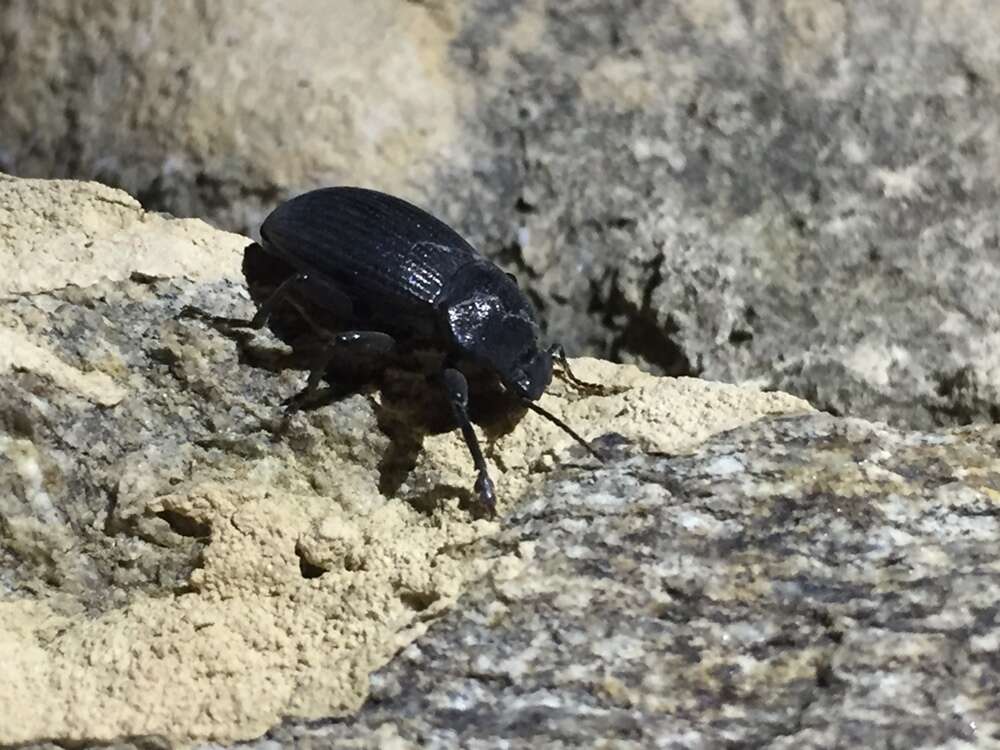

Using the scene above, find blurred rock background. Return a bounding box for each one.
[4,0,1000,429]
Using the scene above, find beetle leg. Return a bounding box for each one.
[440,367,497,518]
[548,343,587,387]
[178,273,311,329]
[248,273,310,328]
[548,343,613,394]
[287,330,396,411]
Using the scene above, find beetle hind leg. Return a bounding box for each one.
[247,273,310,329]
[178,272,312,330]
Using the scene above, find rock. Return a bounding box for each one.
[266,413,1000,749]
[440,0,1000,430]
[0,174,246,296]
[0,0,470,232]
[0,175,809,746]
[4,3,1000,429]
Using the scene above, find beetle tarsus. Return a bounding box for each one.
[177,305,260,331]
[550,344,598,391]
[549,344,621,396]
[474,472,497,519]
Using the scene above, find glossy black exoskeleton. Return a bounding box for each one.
[223,187,598,517]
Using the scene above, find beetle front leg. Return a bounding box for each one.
[440,367,497,519]
[549,343,587,387]
[548,343,616,395]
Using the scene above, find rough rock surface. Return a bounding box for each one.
[444,0,1000,430]
[264,413,1000,749]
[3,1,1000,429]
[0,176,810,746]
[0,175,246,296]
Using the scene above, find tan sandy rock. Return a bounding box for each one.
[0,174,245,296]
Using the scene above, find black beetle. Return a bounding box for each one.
[212,187,599,517]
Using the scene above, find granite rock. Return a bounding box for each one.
[265,413,1000,749]
[0,175,809,746]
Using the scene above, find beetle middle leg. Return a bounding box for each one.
[440,367,497,519]
[180,270,354,332]
[285,330,396,411]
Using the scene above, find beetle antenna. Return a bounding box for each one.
[523,400,605,462]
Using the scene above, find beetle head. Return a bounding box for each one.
[510,347,552,400]
[442,264,554,400]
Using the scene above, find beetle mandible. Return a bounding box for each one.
[226,187,599,517]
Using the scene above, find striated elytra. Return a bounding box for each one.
[234,187,600,517]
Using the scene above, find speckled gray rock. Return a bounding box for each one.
[263,413,1000,749]
[4,1,998,428]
